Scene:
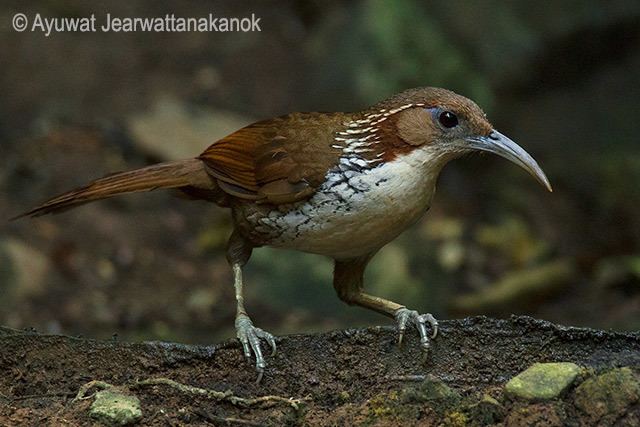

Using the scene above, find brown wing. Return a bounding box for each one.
[198,112,346,205]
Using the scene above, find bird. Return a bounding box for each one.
[15,87,552,382]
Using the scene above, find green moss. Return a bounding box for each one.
[366,389,432,423]
[465,394,505,424]
[505,362,581,400]
[337,390,351,403]
[504,402,565,426]
[367,390,400,419]
[401,376,460,404]
[443,410,467,427]
[574,367,640,422]
[89,389,142,426]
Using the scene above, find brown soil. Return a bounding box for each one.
[1,316,639,426]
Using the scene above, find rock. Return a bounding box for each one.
[89,389,142,426]
[505,362,581,400]
[466,394,505,424]
[504,403,565,427]
[400,375,460,403]
[128,96,253,160]
[574,367,640,423]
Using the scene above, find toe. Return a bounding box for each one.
[234,315,277,382]
[430,320,439,339]
[247,329,267,383]
[421,313,439,339]
[393,308,440,349]
[239,336,252,361]
[248,331,265,367]
[416,315,430,349]
[398,326,407,345]
[394,308,411,344]
[257,328,277,356]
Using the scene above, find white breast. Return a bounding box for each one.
[251,146,451,259]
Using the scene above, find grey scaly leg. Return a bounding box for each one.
[227,231,276,382]
[232,263,276,382]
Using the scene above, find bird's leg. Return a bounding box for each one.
[333,255,439,351]
[227,231,276,382]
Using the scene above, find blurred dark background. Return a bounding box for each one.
[1,0,639,344]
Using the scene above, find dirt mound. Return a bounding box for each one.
[1,316,639,425]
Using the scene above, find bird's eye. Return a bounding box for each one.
[438,111,458,128]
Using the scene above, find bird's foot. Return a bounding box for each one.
[394,308,439,350]
[235,313,277,383]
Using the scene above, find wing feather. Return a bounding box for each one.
[198,113,345,205]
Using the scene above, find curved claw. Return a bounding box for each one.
[394,308,439,350]
[235,314,277,383]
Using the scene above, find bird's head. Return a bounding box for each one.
[367,87,552,192]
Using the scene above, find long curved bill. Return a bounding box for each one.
[466,130,552,192]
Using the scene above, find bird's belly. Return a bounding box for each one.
[267,197,429,258]
[241,154,438,259]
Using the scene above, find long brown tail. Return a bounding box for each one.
[14,158,213,219]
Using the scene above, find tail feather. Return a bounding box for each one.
[13,159,213,219]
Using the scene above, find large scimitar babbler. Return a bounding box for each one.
[16,87,552,382]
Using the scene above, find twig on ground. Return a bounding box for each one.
[133,377,308,411]
[72,380,114,403]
